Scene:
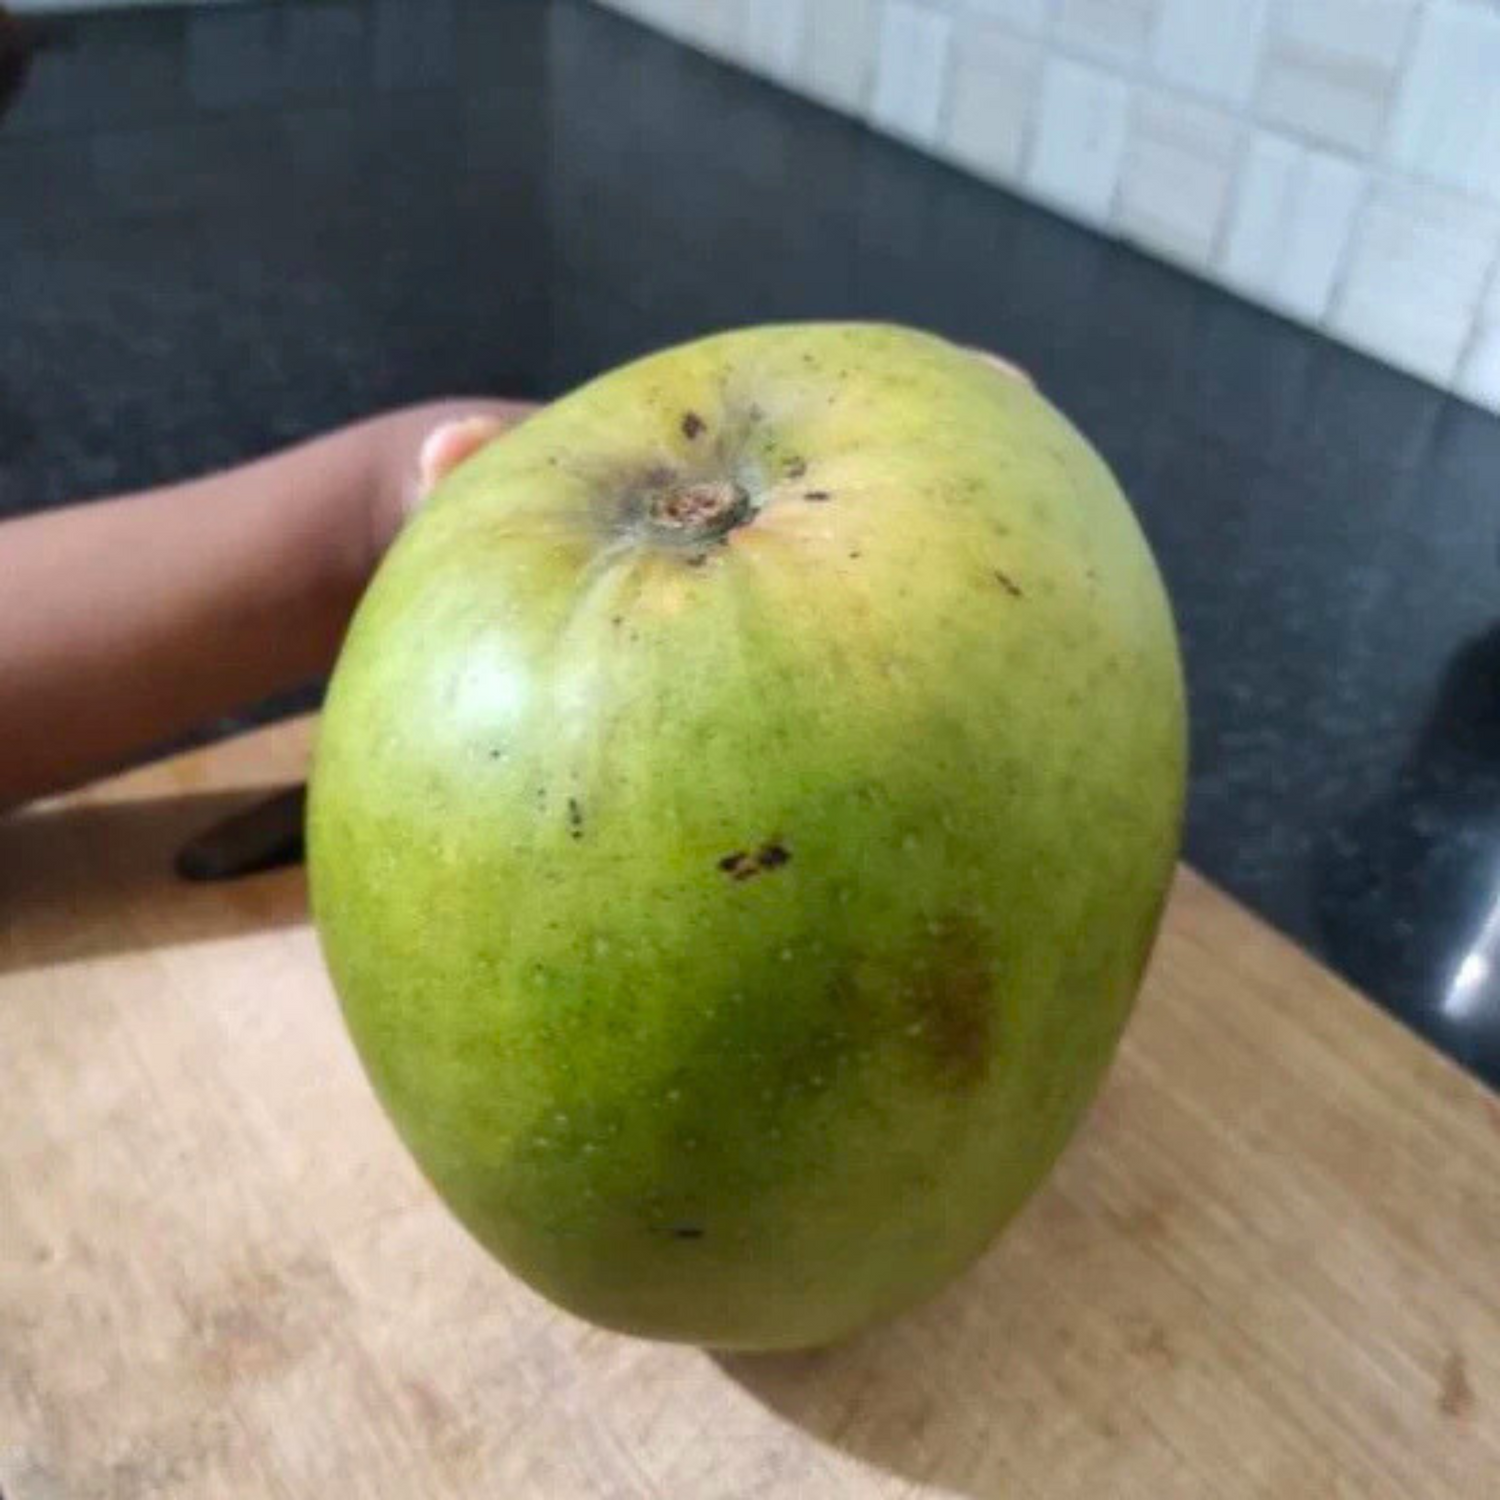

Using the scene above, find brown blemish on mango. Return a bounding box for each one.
[717,842,792,882]
[904,917,993,1088]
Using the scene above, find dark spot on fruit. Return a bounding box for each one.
[993,568,1024,598]
[687,552,708,567]
[719,844,791,880]
[489,748,503,760]
[611,615,623,627]
[905,918,993,1089]
[785,456,807,479]
[681,411,705,440]
[671,1225,705,1239]
[848,549,862,560]
[747,403,765,423]
[804,490,832,502]
[567,798,584,839]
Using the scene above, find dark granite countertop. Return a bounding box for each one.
[4,0,1500,1087]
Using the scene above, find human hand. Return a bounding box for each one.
[366,398,537,562]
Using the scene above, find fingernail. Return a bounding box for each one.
[972,351,1033,385]
[418,415,505,497]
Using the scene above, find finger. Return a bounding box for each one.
[966,348,1033,386]
[416,414,509,503]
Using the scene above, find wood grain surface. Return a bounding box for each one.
[2,718,1497,1499]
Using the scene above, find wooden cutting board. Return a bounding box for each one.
[3,718,1497,1499]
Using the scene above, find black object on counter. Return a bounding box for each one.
[175,786,305,882]
[0,5,31,122]
[3,0,1499,1085]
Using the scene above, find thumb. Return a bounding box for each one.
[415,414,511,507]
[967,348,1033,385]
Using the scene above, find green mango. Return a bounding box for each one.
[309,324,1186,1350]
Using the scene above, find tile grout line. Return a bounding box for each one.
[1452,235,1500,393]
[1203,108,1254,278]
[919,0,960,152]
[1315,0,1435,376]
[1012,26,1048,189]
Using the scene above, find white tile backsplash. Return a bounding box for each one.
[798,0,883,114]
[870,1,955,146]
[1219,131,1368,322]
[966,0,1054,33]
[682,0,744,57]
[1257,0,1417,153]
[597,0,710,47]
[1052,0,1161,66]
[670,0,725,44]
[940,19,1044,182]
[1455,258,1500,409]
[741,0,808,82]
[594,0,1500,412]
[1150,0,1267,108]
[1025,56,1131,226]
[1331,179,1500,384]
[1386,1,1500,202]
[1116,91,1242,270]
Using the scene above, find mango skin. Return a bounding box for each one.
[308,324,1186,1350]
